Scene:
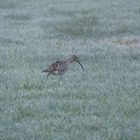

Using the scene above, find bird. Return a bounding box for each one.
[42,55,84,79]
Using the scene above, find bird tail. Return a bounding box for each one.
[42,69,47,73]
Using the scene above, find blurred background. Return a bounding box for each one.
[0,0,140,140]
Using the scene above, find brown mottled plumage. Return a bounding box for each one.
[42,55,84,79]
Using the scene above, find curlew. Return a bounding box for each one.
[42,55,84,79]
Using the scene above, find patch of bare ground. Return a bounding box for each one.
[94,36,140,48]
[112,36,140,46]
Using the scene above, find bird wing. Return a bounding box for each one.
[47,61,62,73]
[42,61,60,73]
[42,60,66,75]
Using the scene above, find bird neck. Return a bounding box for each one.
[65,58,74,65]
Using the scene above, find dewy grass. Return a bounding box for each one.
[0,0,140,139]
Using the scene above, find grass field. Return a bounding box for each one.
[0,0,140,139]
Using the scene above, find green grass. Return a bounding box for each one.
[0,0,140,140]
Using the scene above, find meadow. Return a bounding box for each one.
[0,0,140,139]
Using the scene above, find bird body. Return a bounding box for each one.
[42,61,68,75]
[42,55,84,79]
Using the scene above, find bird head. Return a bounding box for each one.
[69,55,84,71]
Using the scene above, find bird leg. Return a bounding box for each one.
[59,75,63,86]
[59,75,63,81]
[47,73,50,79]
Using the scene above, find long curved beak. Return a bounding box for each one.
[76,60,84,71]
